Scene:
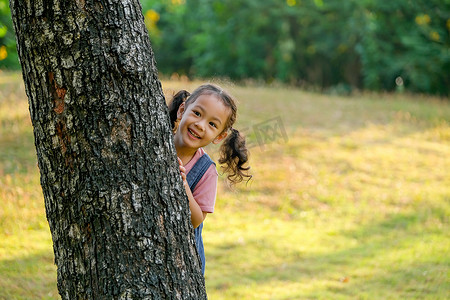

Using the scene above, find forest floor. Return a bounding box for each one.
[1,72,449,299]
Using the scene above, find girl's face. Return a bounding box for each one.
[174,93,230,151]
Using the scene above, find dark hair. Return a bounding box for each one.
[168,84,252,185]
[168,90,190,131]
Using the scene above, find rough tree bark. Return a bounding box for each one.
[10,0,207,298]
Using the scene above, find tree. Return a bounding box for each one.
[9,0,207,298]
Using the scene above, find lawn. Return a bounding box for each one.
[1,72,449,299]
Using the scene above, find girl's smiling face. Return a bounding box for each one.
[174,93,230,151]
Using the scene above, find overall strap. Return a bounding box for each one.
[186,153,215,191]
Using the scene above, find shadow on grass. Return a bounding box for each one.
[0,250,58,299]
[207,209,447,299]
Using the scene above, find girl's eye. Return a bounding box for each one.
[193,111,201,116]
[209,122,217,128]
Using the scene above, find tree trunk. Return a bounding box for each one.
[9,0,207,298]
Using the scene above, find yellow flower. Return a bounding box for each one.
[171,0,185,5]
[145,10,161,38]
[430,31,440,41]
[286,0,296,6]
[415,14,431,25]
[0,46,7,61]
[145,10,160,24]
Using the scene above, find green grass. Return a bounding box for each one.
[1,73,449,299]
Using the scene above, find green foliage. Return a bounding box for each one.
[357,0,450,95]
[142,0,449,95]
[1,0,448,94]
[0,0,19,69]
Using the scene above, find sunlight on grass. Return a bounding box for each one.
[1,72,449,299]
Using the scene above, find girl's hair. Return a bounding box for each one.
[168,89,191,131]
[168,84,251,185]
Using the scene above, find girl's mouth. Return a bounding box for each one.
[188,128,201,139]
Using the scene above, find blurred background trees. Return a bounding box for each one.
[0,0,18,69]
[1,0,448,95]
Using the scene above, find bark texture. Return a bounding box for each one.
[10,0,207,298]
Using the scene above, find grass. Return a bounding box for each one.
[1,72,449,299]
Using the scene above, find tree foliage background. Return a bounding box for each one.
[1,0,449,95]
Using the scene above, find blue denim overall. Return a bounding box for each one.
[186,153,215,275]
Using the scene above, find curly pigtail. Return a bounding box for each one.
[168,90,190,130]
[219,128,252,185]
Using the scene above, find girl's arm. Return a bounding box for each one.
[178,158,207,228]
[183,182,207,228]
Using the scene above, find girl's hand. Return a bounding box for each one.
[177,157,187,185]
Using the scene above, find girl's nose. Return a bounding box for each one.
[195,121,205,131]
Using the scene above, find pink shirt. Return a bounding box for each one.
[184,148,218,213]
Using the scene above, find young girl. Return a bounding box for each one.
[168,84,251,275]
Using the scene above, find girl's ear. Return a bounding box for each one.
[177,102,185,120]
[212,131,228,144]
